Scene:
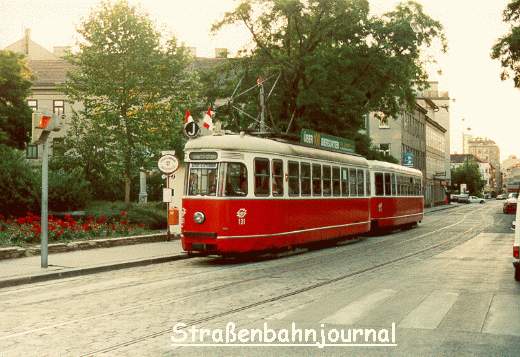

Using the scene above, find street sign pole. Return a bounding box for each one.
[41,140,49,268]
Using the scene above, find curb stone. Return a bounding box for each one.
[0,253,189,289]
[0,232,179,260]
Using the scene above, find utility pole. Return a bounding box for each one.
[31,112,62,268]
[259,79,266,132]
[41,140,49,268]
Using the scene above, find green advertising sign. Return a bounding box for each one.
[300,129,355,154]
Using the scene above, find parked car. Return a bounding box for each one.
[503,197,518,214]
[468,196,485,204]
[457,194,470,203]
[497,194,507,200]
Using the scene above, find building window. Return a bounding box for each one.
[53,100,65,116]
[26,144,38,159]
[379,143,390,156]
[375,112,389,128]
[27,100,38,111]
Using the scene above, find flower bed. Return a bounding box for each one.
[0,211,148,247]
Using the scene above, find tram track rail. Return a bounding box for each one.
[76,204,494,356]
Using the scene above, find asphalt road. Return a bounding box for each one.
[0,201,518,356]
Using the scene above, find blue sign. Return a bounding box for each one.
[403,152,414,167]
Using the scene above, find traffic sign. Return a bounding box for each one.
[158,154,179,174]
[403,152,414,167]
[184,121,200,138]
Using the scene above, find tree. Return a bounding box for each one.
[451,161,485,195]
[0,50,32,149]
[64,0,199,203]
[209,0,446,148]
[492,0,520,86]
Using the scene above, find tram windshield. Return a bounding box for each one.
[188,163,218,196]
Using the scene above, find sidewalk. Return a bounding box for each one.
[0,240,186,289]
[424,202,461,214]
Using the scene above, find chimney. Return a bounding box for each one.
[53,46,71,58]
[24,28,31,55]
[215,48,228,59]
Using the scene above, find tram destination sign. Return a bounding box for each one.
[300,129,355,154]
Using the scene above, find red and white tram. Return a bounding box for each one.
[181,134,423,255]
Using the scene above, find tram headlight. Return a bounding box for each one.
[193,211,206,224]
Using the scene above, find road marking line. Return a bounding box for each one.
[320,289,397,325]
[399,291,458,329]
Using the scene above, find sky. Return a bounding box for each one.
[0,0,519,160]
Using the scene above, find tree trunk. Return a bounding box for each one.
[124,176,131,204]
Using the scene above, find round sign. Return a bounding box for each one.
[184,122,200,138]
[158,154,179,174]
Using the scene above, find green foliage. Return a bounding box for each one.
[85,201,166,229]
[492,0,520,86]
[0,50,33,149]
[44,168,92,211]
[0,145,39,216]
[63,0,199,202]
[208,0,446,140]
[451,161,485,195]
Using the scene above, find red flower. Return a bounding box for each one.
[82,223,90,231]
[96,215,107,224]
[64,214,73,221]
[138,223,145,228]
[120,210,127,217]
[17,217,26,224]
[120,220,128,225]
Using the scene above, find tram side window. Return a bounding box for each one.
[312,164,322,196]
[349,168,357,196]
[332,167,341,197]
[375,172,384,196]
[323,165,331,196]
[366,170,371,196]
[341,168,349,196]
[357,170,364,196]
[391,174,397,196]
[254,158,270,196]
[224,163,247,197]
[272,159,284,196]
[384,173,391,196]
[409,177,414,196]
[396,175,401,196]
[288,161,300,196]
[301,163,311,195]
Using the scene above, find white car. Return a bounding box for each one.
[468,196,485,204]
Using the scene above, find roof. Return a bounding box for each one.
[367,160,423,177]
[185,134,369,167]
[28,60,73,87]
[450,154,482,164]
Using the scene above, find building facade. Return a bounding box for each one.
[425,116,447,205]
[4,29,80,158]
[417,82,451,185]
[467,137,501,192]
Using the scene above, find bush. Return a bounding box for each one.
[86,201,167,229]
[45,168,92,211]
[0,145,39,216]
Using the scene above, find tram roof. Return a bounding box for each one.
[185,134,368,166]
[368,160,423,177]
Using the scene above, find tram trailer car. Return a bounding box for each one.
[181,134,423,256]
[368,161,424,230]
